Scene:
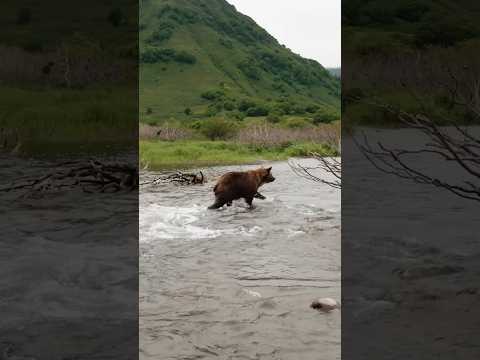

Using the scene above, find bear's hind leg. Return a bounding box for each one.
[208,196,227,210]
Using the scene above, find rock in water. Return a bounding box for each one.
[311,298,339,312]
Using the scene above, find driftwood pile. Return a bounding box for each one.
[0,159,138,196]
[140,171,205,186]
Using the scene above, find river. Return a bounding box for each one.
[140,160,341,360]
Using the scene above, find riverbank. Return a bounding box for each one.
[140,140,337,170]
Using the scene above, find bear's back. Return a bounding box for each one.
[214,171,259,198]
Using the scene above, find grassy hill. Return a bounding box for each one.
[343,0,480,56]
[0,0,137,55]
[0,1,138,153]
[342,0,480,126]
[327,68,341,78]
[140,0,340,124]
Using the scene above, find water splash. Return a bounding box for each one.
[140,204,222,241]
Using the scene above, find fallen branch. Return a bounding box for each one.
[0,159,138,196]
[140,171,205,186]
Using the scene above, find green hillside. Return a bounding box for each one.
[140,0,340,124]
[0,1,137,55]
[342,0,480,126]
[343,0,480,56]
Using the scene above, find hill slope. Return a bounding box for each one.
[140,0,340,123]
[343,0,480,56]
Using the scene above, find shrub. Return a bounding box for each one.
[140,47,175,63]
[17,8,32,25]
[219,38,234,49]
[22,39,43,53]
[305,104,320,113]
[292,66,315,85]
[343,87,366,102]
[190,120,202,130]
[204,103,223,117]
[274,101,295,115]
[414,20,475,48]
[395,1,429,22]
[312,110,339,124]
[238,59,261,80]
[160,6,197,24]
[272,82,286,93]
[238,99,257,112]
[184,107,192,115]
[174,51,197,64]
[363,3,396,25]
[291,104,308,115]
[246,106,269,117]
[108,8,126,27]
[201,90,225,101]
[223,101,236,111]
[282,117,312,129]
[199,118,237,140]
[266,113,281,123]
[147,23,174,44]
[84,104,115,124]
[228,110,245,121]
[285,143,335,157]
[140,47,196,64]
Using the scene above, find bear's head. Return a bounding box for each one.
[259,167,275,184]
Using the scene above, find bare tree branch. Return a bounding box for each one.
[353,100,480,201]
[289,154,341,189]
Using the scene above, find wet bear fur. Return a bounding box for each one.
[208,167,275,209]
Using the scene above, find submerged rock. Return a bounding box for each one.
[311,298,340,312]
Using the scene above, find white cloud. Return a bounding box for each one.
[226,0,341,68]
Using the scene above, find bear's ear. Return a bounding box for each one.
[266,167,272,172]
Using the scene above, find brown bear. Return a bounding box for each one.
[208,167,275,209]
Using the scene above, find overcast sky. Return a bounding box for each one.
[226,0,341,68]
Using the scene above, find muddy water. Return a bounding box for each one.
[140,160,341,360]
[0,154,138,359]
[343,130,480,359]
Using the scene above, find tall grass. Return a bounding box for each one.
[236,120,340,150]
[0,86,137,153]
[139,123,193,141]
[140,140,337,170]
[139,119,340,147]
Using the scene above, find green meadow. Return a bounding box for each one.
[140,140,337,170]
[0,86,137,153]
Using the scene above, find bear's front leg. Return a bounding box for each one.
[244,195,255,209]
[254,192,266,200]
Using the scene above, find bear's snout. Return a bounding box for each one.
[265,175,275,183]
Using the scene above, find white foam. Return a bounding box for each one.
[140,204,222,241]
[243,289,262,298]
[288,229,306,237]
[140,203,266,242]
